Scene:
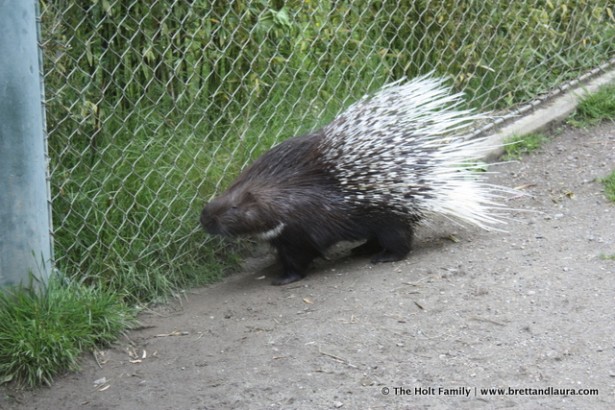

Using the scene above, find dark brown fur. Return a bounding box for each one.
[200,132,414,285]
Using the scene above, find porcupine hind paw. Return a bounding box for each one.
[271,270,306,286]
[370,249,409,263]
[369,224,412,263]
[352,237,410,263]
[351,237,383,257]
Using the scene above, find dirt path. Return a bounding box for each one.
[2,122,614,409]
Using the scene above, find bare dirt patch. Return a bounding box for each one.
[2,122,614,409]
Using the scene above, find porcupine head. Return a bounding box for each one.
[200,181,282,239]
[200,75,517,285]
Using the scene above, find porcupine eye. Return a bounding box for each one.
[236,196,259,224]
[228,205,248,224]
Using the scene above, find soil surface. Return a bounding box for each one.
[2,121,615,409]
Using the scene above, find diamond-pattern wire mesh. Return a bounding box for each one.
[40,1,615,287]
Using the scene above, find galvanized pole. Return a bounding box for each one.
[0,1,52,287]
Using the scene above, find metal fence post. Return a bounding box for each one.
[0,1,52,288]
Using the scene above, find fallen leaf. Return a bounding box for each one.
[93,377,107,386]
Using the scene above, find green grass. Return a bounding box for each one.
[502,133,549,160]
[601,170,615,203]
[600,253,615,261]
[0,275,135,387]
[568,83,615,127]
[50,102,242,304]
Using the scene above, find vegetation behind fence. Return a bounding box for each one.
[40,0,615,301]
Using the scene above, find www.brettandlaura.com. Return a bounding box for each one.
[388,386,599,397]
[481,387,598,396]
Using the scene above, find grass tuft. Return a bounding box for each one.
[600,253,615,261]
[601,170,615,203]
[568,83,615,127]
[0,275,135,388]
[502,133,548,160]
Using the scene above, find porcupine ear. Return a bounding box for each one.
[242,190,256,202]
[239,190,260,208]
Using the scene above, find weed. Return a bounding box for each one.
[502,133,548,160]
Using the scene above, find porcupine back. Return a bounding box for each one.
[319,75,510,230]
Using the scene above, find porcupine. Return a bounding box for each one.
[200,75,514,285]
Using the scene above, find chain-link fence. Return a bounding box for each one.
[39,0,615,299]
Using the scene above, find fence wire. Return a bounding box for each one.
[39,0,615,289]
